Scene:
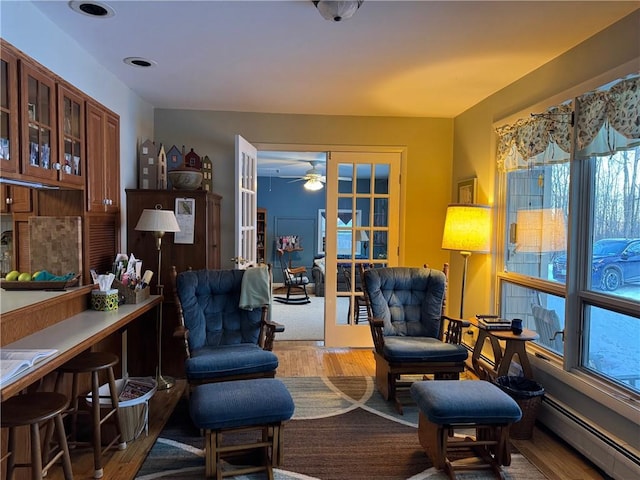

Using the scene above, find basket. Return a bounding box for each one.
[495,376,544,440]
[113,279,150,304]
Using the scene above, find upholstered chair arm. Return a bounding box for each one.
[441,315,470,345]
[259,306,285,351]
[367,316,385,354]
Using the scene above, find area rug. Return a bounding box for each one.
[135,377,548,480]
[271,296,350,341]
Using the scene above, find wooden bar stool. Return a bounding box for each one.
[1,392,74,480]
[51,351,126,479]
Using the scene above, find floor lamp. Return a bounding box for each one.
[135,204,181,390]
[441,204,491,319]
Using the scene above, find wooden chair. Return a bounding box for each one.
[274,248,311,304]
[531,303,563,351]
[172,266,284,391]
[342,265,369,324]
[360,264,469,413]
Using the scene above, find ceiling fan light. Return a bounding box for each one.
[304,179,324,191]
[313,1,363,22]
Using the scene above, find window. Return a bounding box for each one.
[317,209,362,256]
[497,75,640,393]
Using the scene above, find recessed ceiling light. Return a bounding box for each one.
[68,1,115,18]
[123,57,157,68]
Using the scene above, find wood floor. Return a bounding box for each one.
[43,341,606,480]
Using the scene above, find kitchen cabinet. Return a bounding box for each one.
[0,44,19,177]
[86,101,120,213]
[1,185,32,214]
[19,58,58,184]
[57,84,85,186]
[126,189,222,378]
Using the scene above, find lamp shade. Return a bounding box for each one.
[515,208,566,253]
[442,204,491,253]
[135,207,180,233]
[355,230,369,242]
[304,178,324,191]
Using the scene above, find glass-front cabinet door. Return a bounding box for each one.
[0,45,19,176]
[20,60,58,182]
[57,84,85,186]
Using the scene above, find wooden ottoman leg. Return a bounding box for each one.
[418,412,446,469]
[204,430,214,479]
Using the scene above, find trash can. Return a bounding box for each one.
[495,376,544,440]
[85,377,157,442]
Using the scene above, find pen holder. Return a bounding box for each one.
[113,279,150,304]
[91,289,119,311]
[511,318,523,335]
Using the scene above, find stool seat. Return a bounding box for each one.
[56,351,118,373]
[1,392,73,480]
[1,392,68,426]
[411,380,522,480]
[411,380,522,425]
[190,378,295,479]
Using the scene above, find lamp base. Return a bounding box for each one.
[155,374,175,391]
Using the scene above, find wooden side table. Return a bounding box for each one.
[469,318,539,380]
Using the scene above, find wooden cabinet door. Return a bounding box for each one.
[86,102,119,213]
[19,59,58,183]
[0,43,19,177]
[1,185,32,214]
[57,84,85,186]
[104,111,120,212]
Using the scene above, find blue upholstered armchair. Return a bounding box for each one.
[361,265,469,413]
[172,267,284,388]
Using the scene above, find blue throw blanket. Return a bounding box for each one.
[239,265,271,310]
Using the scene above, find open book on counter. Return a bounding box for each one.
[0,348,58,384]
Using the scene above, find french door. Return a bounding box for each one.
[324,151,401,347]
[234,134,258,269]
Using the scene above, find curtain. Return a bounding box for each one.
[496,75,639,171]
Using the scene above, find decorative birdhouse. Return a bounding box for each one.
[138,139,158,189]
[157,143,167,189]
[202,155,213,191]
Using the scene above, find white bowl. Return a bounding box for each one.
[168,168,203,190]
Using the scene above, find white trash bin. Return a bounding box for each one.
[85,377,157,443]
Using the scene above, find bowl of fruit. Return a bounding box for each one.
[1,270,80,290]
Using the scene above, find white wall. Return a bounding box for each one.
[1,0,154,249]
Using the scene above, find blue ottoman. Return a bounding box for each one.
[190,378,295,479]
[411,380,522,478]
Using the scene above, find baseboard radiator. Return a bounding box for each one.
[538,396,640,479]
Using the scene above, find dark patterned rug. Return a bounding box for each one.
[135,377,548,480]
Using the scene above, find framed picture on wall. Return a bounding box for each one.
[457,177,477,204]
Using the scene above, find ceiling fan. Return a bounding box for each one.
[282,161,326,191]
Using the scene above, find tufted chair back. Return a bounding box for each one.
[176,269,264,352]
[363,267,447,339]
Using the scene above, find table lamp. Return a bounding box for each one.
[356,230,369,256]
[135,204,180,390]
[442,204,491,319]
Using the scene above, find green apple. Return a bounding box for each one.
[5,270,20,281]
[18,272,32,281]
[32,270,43,281]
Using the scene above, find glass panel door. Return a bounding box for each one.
[325,151,400,347]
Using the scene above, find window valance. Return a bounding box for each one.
[497,75,639,172]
